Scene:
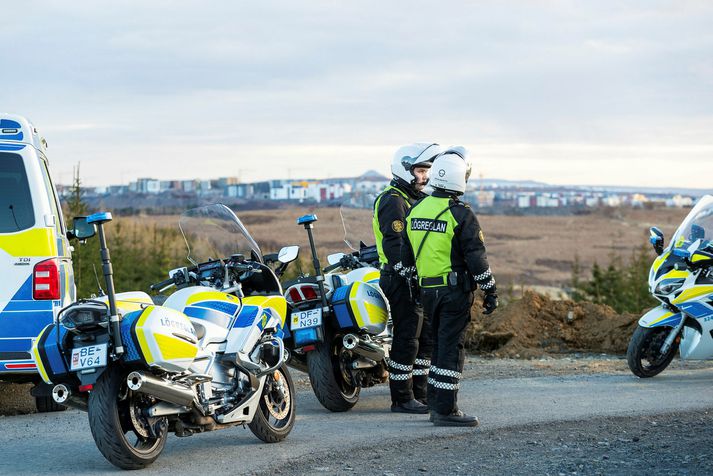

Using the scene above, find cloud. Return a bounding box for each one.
[0,1,712,188]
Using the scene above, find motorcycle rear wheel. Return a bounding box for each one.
[627,325,678,378]
[88,366,168,470]
[249,364,295,443]
[307,337,360,412]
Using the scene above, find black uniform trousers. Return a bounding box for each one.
[422,285,474,415]
[381,272,433,403]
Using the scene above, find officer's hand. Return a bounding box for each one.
[482,293,499,315]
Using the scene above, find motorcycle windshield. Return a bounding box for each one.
[179,204,262,265]
[339,204,375,252]
[670,195,713,253]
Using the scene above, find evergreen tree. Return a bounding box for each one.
[571,245,657,313]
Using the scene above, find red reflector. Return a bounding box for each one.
[288,287,303,303]
[301,285,318,300]
[5,363,36,369]
[301,345,316,352]
[79,384,94,392]
[33,258,61,300]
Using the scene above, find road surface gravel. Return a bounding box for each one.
[1,360,712,475]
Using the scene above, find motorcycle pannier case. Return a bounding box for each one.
[120,305,198,372]
[33,324,73,384]
[331,282,388,334]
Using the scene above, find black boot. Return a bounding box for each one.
[391,399,429,414]
[432,410,479,427]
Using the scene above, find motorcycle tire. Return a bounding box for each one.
[307,337,360,412]
[88,366,168,470]
[35,395,66,413]
[249,364,296,443]
[627,325,678,378]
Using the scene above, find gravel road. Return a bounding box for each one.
[1,359,711,475]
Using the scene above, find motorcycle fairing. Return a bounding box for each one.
[679,307,713,359]
[678,301,713,320]
[226,295,287,356]
[215,374,266,424]
[671,286,713,305]
[639,306,682,328]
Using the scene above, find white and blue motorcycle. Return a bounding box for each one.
[33,204,298,469]
[627,195,713,377]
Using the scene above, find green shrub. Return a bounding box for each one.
[571,245,657,314]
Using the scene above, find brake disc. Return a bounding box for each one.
[129,399,150,438]
[263,377,290,420]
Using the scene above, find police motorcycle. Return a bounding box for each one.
[33,204,298,469]
[282,206,391,412]
[627,195,713,377]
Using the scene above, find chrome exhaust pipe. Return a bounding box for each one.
[52,384,70,404]
[126,371,195,407]
[352,357,377,369]
[343,334,385,362]
[52,384,88,411]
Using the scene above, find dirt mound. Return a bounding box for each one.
[465,291,639,358]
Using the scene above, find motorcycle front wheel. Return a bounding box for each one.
[88,366,168,470]
[249,364,296,443]
[307,336,360,412]
[627,325,679,378]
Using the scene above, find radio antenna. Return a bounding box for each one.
[93,264,105,296]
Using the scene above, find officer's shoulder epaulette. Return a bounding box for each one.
[449,198,469,208]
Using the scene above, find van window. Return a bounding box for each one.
[0,153,35,233]
[38,158,65,234]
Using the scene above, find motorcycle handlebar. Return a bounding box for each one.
[323,262,342,273]
[149,277,175,291]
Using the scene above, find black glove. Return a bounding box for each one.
[482,292,498,315]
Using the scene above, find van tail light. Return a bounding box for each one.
[33,258,61,300]
[287,284,319,303]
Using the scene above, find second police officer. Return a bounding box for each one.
[373,143,442,414]
[401,146,499,426]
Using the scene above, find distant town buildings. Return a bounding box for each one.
[58,170,705,212]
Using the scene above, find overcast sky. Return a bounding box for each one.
[2,1,712,188]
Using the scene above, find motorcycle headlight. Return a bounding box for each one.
[60,301,110,332]
[654,278,685,296]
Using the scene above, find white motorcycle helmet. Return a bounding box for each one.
[391,143,442,193]
[429,146,473,195]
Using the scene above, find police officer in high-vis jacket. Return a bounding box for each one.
[401,146,498,426]
[373,143,441,414]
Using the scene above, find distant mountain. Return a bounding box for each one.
[357,170,389,181]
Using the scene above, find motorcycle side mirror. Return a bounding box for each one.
[278,245,299,264]
[327,253,346,265]
[70,216,97,241]
[169,267,189,285]
[649,227,664,255]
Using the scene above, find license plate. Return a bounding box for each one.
[70,344,108,371]
[291,308,323,330]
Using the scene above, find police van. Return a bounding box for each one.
[0,113,74,410]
